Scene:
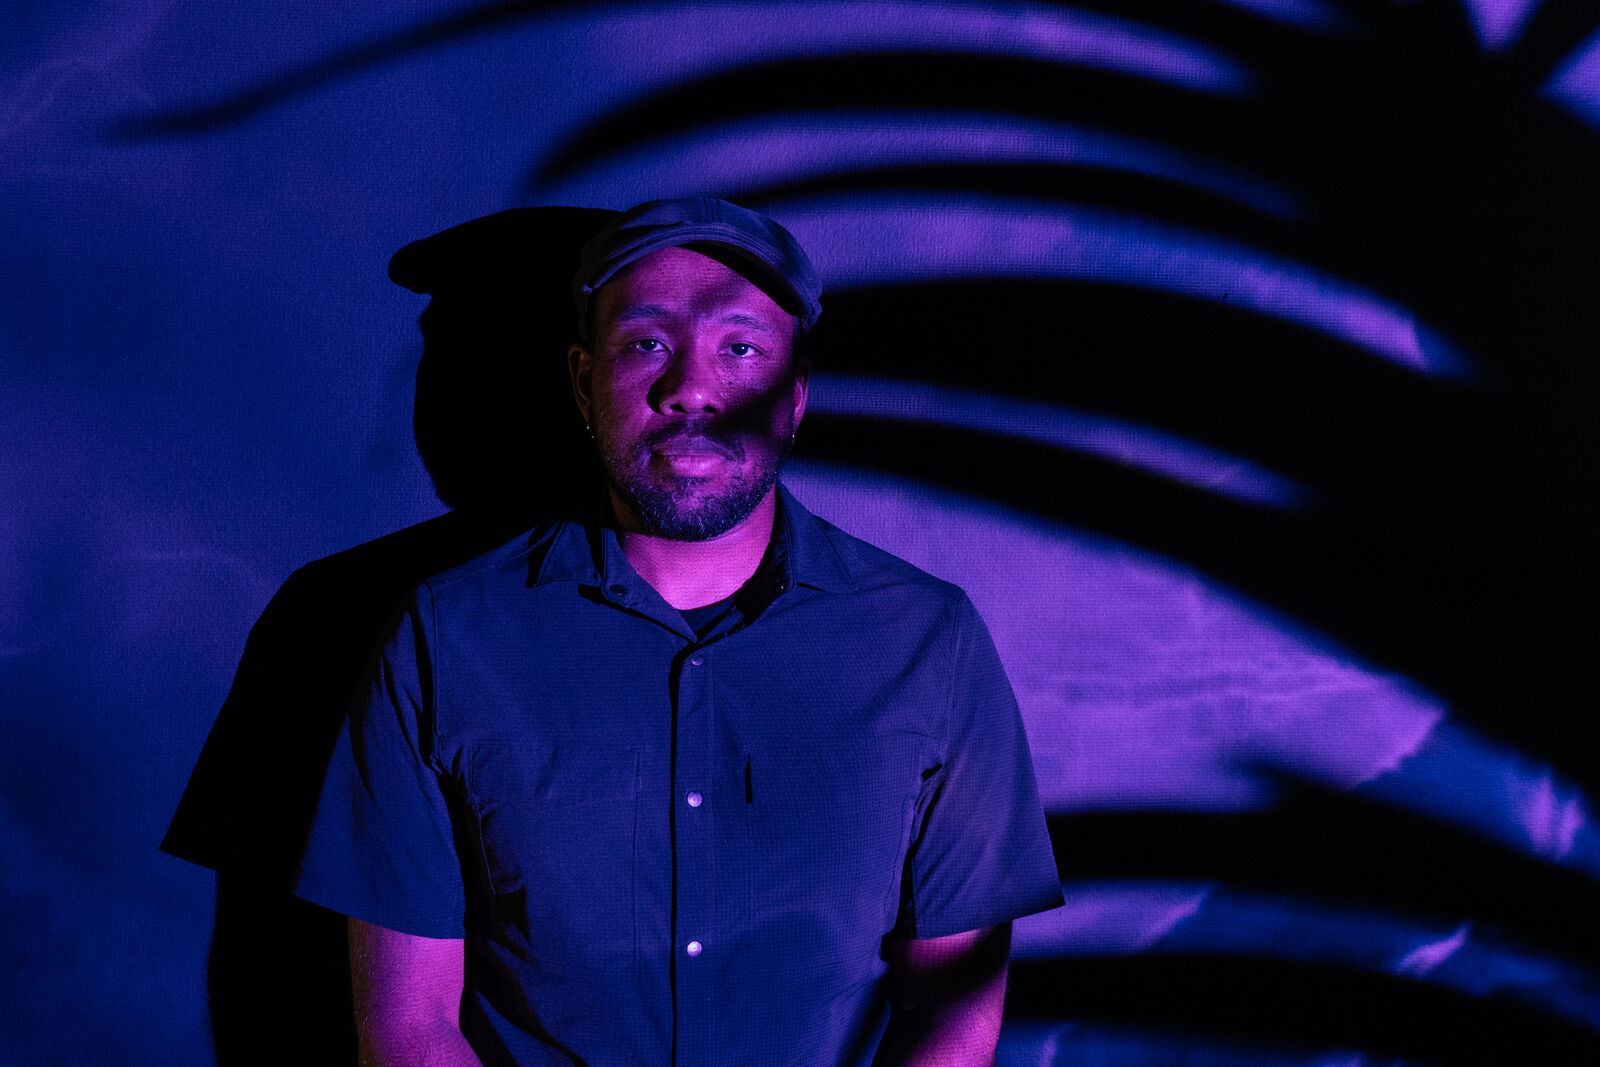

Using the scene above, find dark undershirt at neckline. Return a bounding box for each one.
[679,595,736,639]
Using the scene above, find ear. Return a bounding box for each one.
[568,343,593,425]
[790,357,809,430]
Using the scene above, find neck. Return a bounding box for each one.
[612,488,778,609]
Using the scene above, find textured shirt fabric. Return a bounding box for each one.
[296,484,1062,1066]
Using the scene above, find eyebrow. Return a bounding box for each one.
[719,312,776,334]
[611,305,777,334]
[612,304,671,324]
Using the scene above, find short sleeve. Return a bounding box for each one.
[901,594,1063,939]
[295,589,466,938]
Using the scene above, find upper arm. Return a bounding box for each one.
[879,924,1012,1065]
[899,597,1061,940]
[297,595,467,939]
[348,917,473,1066]
[886,923,1011,1010]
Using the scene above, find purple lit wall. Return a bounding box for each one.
[5,2,1599,1064]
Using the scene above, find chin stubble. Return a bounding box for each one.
[599,425,791,542]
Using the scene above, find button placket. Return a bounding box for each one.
[673,639,716,1045]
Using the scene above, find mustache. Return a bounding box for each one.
[637,422,743,461]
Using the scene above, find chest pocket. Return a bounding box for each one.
[743,736,931,960]
[468,742,638,975]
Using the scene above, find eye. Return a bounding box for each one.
[624,337,668,355]
[727,342,761,358]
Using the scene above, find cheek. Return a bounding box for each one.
[762,376,804,426]
[591,370,649,417]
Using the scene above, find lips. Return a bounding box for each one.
[644,428,740,461]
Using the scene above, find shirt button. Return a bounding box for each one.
[689,655,704,667]
[685,791,703,808]
[607,584,626,596]
[685,940,703,957]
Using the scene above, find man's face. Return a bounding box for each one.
[570,246,808,541]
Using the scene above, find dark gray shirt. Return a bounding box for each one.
[296,485,1062,1065]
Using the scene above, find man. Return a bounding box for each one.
[296,198,1062,1065]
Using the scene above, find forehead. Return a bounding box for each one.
[593,246,792,332]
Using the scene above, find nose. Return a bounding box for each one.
[652,341,723,416]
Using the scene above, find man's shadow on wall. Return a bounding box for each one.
[160,206,615,1064]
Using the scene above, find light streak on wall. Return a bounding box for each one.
[1014,881,1600,1028]
[771,193,1477,380]
[997,1021,1387,1067]
[1543,24,1600,127]
[1212,0,1357,33]
[582,1,1258,96]
[1459,0,1545,53]
[534,111,1300,220]
[1358,721,1600,875]
[805,373,1309,507]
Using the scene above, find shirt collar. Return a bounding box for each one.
[769,482,855,594]
[527,482,857,603]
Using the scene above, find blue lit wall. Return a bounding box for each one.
[5,2,1600,1063]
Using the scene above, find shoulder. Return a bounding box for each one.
[825,519,964,598]
[273,510,565,613]
[783,485,969,608]
[424,522,556,590]
[406,519,577,621]
[340,521,571,668]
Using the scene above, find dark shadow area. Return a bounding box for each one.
[527,51,1263,192]
[1007,953,1600,1066]
[723,162,1295,247]
[1047,776,1600,968]
[160,205,614,1063]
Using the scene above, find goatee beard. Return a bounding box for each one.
[601,424,791,542]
